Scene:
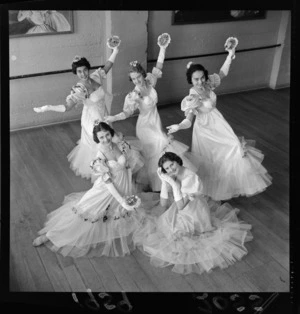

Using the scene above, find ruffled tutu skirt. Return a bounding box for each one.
[38,191,145,258]
[133,198,253,275]
[67,139,96,180]
[192,109,272,201]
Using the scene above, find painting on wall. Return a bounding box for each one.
[9,10,74,38]
[172,10,267,25]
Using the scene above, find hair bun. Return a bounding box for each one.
[187,61,193,69]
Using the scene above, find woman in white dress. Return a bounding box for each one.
[133,152,253,275]
[167,40,272,201]
[32,122,144,258]
[105,34,191,192]
[33,42,119,181]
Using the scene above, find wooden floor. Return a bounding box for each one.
[10,87,289,292]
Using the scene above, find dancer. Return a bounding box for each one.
[105,33,190,191]
[167,37,272,201]
[32,122,144,258]
[33,36,121,180]
[133,152,253,275]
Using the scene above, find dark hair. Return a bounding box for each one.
[158,152,183,173]
[93,122,115,143]
[128,61,147,82]
[72,57,91,75]
[186,64,209,84]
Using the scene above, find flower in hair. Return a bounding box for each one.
[187,61,193,69]
[93,119,101,126]
[73,55,82,63]
[129,60,138,67]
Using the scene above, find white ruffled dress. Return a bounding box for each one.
[66,68,113,180]
[133,167,253,275]
[38,152,145,258]
[181,74,272,201]
[122,67,193,191]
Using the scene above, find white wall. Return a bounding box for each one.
[9,10,290,131]
[10,11,107,130]
[147,10,291,105]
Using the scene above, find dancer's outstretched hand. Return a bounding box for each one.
[166,124,180,134]
[33,105,49,113]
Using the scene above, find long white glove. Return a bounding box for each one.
[33,105,66,113]
[157,168,182,202]
[157,168,169,199]
[105,112,127,123]
[220,49,235,77]
[108,47,119,63]
[157,46,166,64]
[105,182,133,211]
[166,118,192,134]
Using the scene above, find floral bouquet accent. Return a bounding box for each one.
[224,37,238,59]
[124,195,141,211]
[107,35,121,49]
[90,157,111,180]
[157,33,171,48]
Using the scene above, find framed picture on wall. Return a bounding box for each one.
[9,10,74,38]
[172,10,267,25]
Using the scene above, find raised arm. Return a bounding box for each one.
[219,37,238,80]
[102,46,119,74]
[155,33,171,71]
[102,36,121,74]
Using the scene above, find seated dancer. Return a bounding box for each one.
[32,122,146,258]
[133,152,253,275]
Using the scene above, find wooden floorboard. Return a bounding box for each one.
[9,87,290,292]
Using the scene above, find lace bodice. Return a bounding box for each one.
[181,73,221,116]
[122,67,162,116]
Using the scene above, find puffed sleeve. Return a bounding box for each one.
[123,92,140,116]
[146,67,162,88]
[181,89,201,116]
[89,67,107,85]
[181,170,203,199]
[66,83,88,105]
[207,73,221,90]
[91,158,112,185]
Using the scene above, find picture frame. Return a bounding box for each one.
[9,10,74,38]
[172,10,267,25]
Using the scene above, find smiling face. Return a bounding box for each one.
[191,70,206,90]
[76,66,89,81]
[129,72,145,87]
[162,160,181,178]
[96,130,112,146]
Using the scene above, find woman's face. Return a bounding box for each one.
[162,160,180,177]
[96,130,112,146]
[76,66,89,81]
[191,70,206,89]
[130,72,145,87]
